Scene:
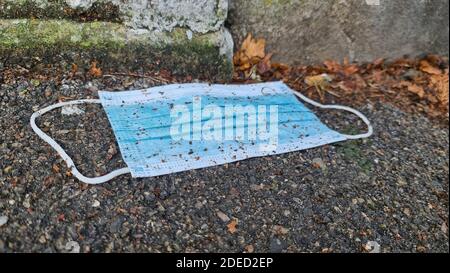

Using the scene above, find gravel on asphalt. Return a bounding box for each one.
[0,72,448,253]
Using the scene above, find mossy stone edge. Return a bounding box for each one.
[0,19,233,81]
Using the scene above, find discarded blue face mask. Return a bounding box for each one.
[30,81,373,184]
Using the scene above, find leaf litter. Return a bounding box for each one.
[1,34,447,124]
[233,34,449,124]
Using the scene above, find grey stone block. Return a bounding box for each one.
[228,0,449,64]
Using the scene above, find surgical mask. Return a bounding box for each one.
[30,81,372,184]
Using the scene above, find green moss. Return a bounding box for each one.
[336,127,373,174]
[0,19,128,49]
[169,28,189,42]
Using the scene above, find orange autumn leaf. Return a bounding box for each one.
[234,34,267,71]
[420,60,442,75]
[233,33,278,80]
[429,70,449,105]
[241,33,266,61]
[233,51,249,69]
[406,83,425,99]
[343,64,359,76]
[396,80,426,99]
[71,63,78,73]
[271,62,290,73]
[52,164,60,173]
[323,60,341,73]
[89,61,102,77]
[227,219,237,234]
[323,59,358,76]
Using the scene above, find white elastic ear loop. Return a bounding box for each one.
[291,90,373,140]
[30,99,130,184]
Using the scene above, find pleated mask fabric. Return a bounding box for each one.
[30,81,373,184]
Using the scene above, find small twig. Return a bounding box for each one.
[292,76,303,85]
[314,84,325,102]
[103,72,170,84]
[324,88,341,98]
[57,95,75,102]
[244,67,257,82]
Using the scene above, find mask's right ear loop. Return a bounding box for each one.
[30,99,130,184]
[290,89,373,140]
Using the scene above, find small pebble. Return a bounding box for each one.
[0,216,8,227]
[217,211,230,222]
[312,158,326,170]
[65,241,80,253]
[92,200,100,208]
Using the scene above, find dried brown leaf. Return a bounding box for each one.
[241,33,266,61]
[227,219,238,234]
[429,70,449,105]
[420,60,442,75]
[89,61,102,77]
[337,80,357,93]
[71,63,78,74]
[406,83,425,99]
[305,74,331,87]
[343,64,359,76]
[52,164,60,173]
[323,60,341,73]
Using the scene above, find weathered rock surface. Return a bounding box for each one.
[228,0,449,64]
[0,0,228,33]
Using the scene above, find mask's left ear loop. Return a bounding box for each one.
[30,99,131,184]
